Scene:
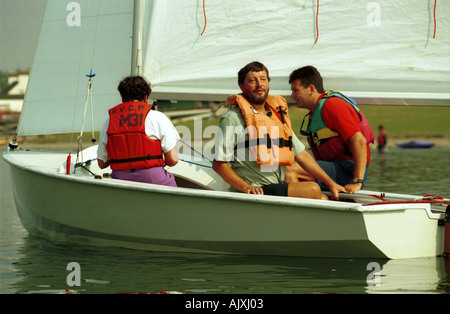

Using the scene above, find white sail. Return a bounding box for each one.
[18,0,134,136]
[18,0,450,136]
[144,0,450,105]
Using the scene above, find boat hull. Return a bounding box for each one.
[396,141,435,149]
[3,149,445,259]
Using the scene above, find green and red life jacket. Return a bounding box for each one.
[306,91,375,161]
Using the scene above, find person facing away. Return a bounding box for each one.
[377,125,388,153]
[212,61,345,200]
[288,65,375,194]
[97,76,180,186]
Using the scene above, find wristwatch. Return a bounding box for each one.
[351,177,364,184]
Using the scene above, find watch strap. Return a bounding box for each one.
[351,177,364,184]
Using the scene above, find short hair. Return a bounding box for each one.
[118,76,152,102]
[238,61,271,85]
[289,66,325,93]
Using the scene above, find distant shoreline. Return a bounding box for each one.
[2,134,450,151]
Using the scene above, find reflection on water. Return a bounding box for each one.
[367,258,450,294]
[1,148,450,294]
[7,237,450,294]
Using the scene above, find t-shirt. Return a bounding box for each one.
[318,95,371,164]
[214,105,305,191]
[97,109,180,163]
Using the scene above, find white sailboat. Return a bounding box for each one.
[3,0,450,259]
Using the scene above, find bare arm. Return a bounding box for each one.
[164,147,179,167]
[97,159,110,169]
[212,160,263,194]
[295,150,345,200]
[345,132,367,193]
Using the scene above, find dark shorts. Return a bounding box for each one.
[261,183,289,196]
[316,159,369,190]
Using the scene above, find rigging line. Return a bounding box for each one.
[180,139,213,163]
[79,71,96,139]
[433,0,437,39]
[70,2,91,150]
[76,1,101,167]
[86,2,101,142]
[90,80,95,140]
[180,159,213,169]
[90,0,101,69]
[88,70,96,143]
[314,0,320,44]
[76,70,96,168]
[201,0,207,36]
[71,2,101,150]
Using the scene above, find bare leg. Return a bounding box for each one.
[285,162,316,183]
[287,181,329,200]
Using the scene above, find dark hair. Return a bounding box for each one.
[289,66,325,93]
[118,76,152,102]
[238,61,271,85]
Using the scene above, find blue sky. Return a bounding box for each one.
[0,0,46,72]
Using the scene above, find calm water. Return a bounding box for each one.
[1,147,449,296]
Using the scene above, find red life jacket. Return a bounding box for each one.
[106,102,165,171]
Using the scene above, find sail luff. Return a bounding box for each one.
[17,0,134,136]
[131,0,145,76]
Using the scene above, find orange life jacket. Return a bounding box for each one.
[228,94,294,166]
[106,102,165,171]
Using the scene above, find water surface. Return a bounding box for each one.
[1,148,449,295]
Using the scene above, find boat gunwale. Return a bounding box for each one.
[3,149,364,211]
[4,149,443,217]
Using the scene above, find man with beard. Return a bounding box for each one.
[212,62,345,200]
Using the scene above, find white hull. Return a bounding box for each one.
[3,147,446,259]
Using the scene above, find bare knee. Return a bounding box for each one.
[288,182,326,200]
[309,182,324,200]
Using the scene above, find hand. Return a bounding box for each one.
[225,95,239,106]
[344,182,362,194]
[243,185,264,195]
[329,182,346,200]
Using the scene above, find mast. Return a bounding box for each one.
[131,0,145,76]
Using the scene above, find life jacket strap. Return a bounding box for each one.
[236,136,293,151]
[109,154,164,164]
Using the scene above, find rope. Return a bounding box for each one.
[79,71,95,139]
[75,70,96,168]
[70,3,90,149]
[422,194,444,200]
[314,0,320,44]
[180,139,213,162]
[201,0,207,36]
[368,194,387,202]
[70,1,100,159]
[433,0,437,39]
[180,159,213,169]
